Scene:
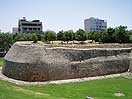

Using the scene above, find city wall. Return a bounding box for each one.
[2,42,132,81]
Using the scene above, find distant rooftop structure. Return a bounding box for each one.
[84,17,107,32]
[18,17,43,33]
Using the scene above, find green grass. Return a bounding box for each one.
[0,58,132,98]
[0,57,4,67]
[0,77,132,99]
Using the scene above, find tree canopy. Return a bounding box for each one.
[75,29,87,41]
[0,25,132,52]
[44,31,56,43]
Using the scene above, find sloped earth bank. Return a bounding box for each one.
[2,42,132,81]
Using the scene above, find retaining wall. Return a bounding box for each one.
[2,42,132,81]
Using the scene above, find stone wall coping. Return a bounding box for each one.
[46,47,132,50]
[14,42,132,50]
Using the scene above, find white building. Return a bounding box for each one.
[18,17,43,33]
[12,27,18,34]
[84,17,107,31]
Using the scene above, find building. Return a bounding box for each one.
[18,17,43,33]
[12,27,18,34]
[84,17,107,31]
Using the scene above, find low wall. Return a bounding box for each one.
[2,42,132,81]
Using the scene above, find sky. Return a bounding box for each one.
[0,0,132,32]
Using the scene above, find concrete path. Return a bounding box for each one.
[0,69,129,85]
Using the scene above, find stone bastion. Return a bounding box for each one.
[2,42,132,81]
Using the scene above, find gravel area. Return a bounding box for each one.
[0,69,129,85]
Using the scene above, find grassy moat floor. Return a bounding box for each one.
[0,57,3,67]
[0,57,132,99]
[0,77,132,99]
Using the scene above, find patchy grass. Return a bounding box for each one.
[0,77,132,99]
[0,57,3,67]
[0,56,132,98]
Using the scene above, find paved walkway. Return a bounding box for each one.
[0,69,129,85]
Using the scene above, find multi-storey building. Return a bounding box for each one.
[18,17,43,33]
[84,17,107,31]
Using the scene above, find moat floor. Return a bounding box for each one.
[0,77,132,99]
[1,57,132,99]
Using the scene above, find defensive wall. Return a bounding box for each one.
[2,42,132,81]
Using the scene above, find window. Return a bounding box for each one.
[38,24,41,26]
[23,28,27,30]
[33,28,37,30]
[22,23,38,26]
[29,28,32,30]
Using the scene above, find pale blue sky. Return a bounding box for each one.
[0,0,132,32]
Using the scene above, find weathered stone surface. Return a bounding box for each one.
[129,50,132,72]
[2,42,132,81]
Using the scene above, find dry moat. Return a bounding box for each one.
[2,41,132,81]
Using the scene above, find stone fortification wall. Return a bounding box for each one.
[2,42,132,81]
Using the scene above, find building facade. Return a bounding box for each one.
[12,27,19,34]
[18,17,43,33]
[84,17,107,31]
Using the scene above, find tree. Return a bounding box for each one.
[114,26,130,43]
[88,30,102,42]
[32,33,38,43]
[75,29,87,41]
[13,33,24,42]
[63,30,74,44]
[44,31,56,43]
[57,31,64,43]
[36,33,43,41]
[68,30,75,43]
[24,33,34,41]
[41,33,45,42]
[0,32,13,52]
[129,30,132,42]
[101,28,115,43]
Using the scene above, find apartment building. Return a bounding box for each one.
[18,17,43,33]
[84,17,107,31]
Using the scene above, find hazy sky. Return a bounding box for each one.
[0,0,132,32]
